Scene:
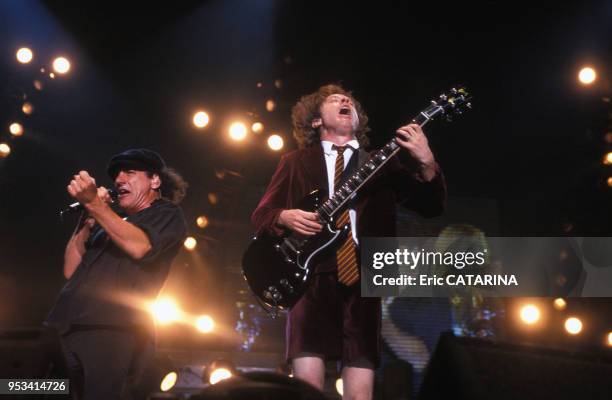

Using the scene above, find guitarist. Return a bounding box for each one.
[251,84,446,399]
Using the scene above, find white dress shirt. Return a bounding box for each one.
[321,140,359,244]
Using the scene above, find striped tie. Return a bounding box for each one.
[332,145,360,286]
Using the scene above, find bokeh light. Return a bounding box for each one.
[565,317,583,335]
[335,378,343,396]
[519,304,540,325]
[16,48,33,64]
[52,57,71,74]
[265,99,276,112]
[9,123,24,137]
[22,103,34,116]
[196,216,209,229]
[578,66,596,85]
[184,236,197,251]
[195,315,215,333]
[193,111,210,128]
[150,298,180,325]
[209,368,232,385]
[229,122,247,141]
[267,134,284,151]
[0,143,11,158]
[160,372,177,392]
[553,298,567,311]
[251,122,264,134]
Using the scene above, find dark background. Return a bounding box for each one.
[0,0,610,340]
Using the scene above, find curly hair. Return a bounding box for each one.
[291,84,370,149]
[148,167,188,205]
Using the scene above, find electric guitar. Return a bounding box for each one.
[242,87,471,312]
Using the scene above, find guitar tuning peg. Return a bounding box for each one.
[466,103,472,108]
[439,94,447,100]
[450,88,458,94]
[430,100,438,105]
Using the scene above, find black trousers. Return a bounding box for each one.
[62,327,153,400]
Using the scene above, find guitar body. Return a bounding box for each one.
[242,189,350,310]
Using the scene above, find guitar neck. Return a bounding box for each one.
[316,106,437,221]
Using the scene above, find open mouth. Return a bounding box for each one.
[339,107,351,116]
[117,188,130,198]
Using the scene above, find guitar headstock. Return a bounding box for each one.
[432,86,472,121]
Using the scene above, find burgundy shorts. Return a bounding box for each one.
[286,272,381,369]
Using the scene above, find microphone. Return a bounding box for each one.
[59,189,118,218]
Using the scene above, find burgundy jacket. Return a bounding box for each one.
[251,144,447,271]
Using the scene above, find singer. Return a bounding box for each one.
[45,148,188,400]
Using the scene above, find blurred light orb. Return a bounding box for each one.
[49,73,56,79]
[184,236,197,251]
[607,332,612,347]
[604,152,612,165]
[208,193,218,205]
[22,103,34,115]
[578,67,596,85]
[196,315,215,333]
[52,57,71,74]
[196,215,209,229]
[209,368,232,385]
[193,111,210,128]
[565,317,583,335]
[251,122,264,134]
[335,378,343,396]
[9,123,24,137]
[267,134,284,151]
[160,372,177,392]
[274,79,283,89]
[229,122,247,141]
[265,99,276,112]
[33,80,44,91]
[0,143,11,158]
[16,48,33,64]
[150,298,180,325]
[520,304,540,325]
[553,298,567,311]
[607,177,612,188]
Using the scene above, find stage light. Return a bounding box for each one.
[274,79,283,89]
[150,298,180,325]
[16,48,33,64]
[184,236,197,251]
[604,152,612,165]
[267,134,284,151]
[519,304,540,325]
[196,216,209,229]
[251,122,264,134]
[565,317,583,335]
[335,378,343,396]
[208,193,218,205]
[553,298,567,311]
[9,123,24,137]
[22,103,34,116]
[607,332,612,347]
[606,132,612,144]
[266,100,276,112]
[608,177,612,188]
[195,315,214,333]
[160,371,178,392]
[193,111,210,128]
[33,80,44,91]
[0,143,10,158]
[49,73,55,79]
[578,67,596,85]
[229,122,247,141]
[52,57,71,74]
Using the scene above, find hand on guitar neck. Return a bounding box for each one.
[277,209,323,236]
